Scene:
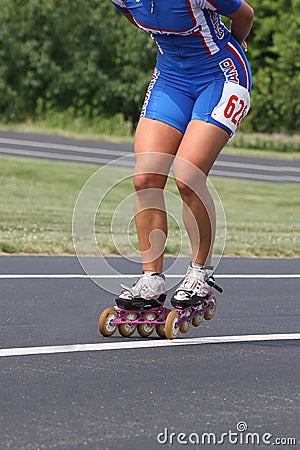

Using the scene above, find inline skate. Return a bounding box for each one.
[98,272,171,338]
[98,265,222,340]
[164,263,223,339]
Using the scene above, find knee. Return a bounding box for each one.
[133,173,166,192]
[173,162,207,199]
[175,178,210,203]
[175,180,195,198]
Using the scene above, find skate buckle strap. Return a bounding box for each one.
[207,277,223,293]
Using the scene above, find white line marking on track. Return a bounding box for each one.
[0,147,134,166]
[0,137,129,156]
[0,138,300,173]
[1,149,298,181]
[217,160,300,173]
[1,334,299,358]
[1,137,299,173]
[1,137,299,182]
[0,274,299,279]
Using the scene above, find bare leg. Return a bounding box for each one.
[173,120,229,266]
[134,118,183,273]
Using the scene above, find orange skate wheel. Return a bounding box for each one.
[156,324,166,338]
[98,307,118,337]
[118,312,138,337]
[192,312,204,327]
[179,308,193,333]
[204,295,217,320]
[165,310,180,340]
[179,320,191,334]
[137,312,157,337]
[156,309,172,338]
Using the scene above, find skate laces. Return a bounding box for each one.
[174,264,213,300]
[119,273,166,301]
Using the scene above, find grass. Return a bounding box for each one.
[0,157,100,254]
[213,178,299,257]
[0,155,299,257]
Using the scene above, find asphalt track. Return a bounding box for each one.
[0,256,299,449]
[0,130,299,183]
[0,131,299,448]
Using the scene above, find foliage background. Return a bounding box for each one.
[0,0,299,133]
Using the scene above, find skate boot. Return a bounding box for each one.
[171,263,221,308]
[116,272,166,310]
[99,273,170,338]
[164,263,223,340]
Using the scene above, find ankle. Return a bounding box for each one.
[143,271,161,276]
[191,262,214,271]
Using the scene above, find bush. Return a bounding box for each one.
[231,133,300,152]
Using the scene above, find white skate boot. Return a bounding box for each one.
[116,272,166,310]
[171,263,221,308]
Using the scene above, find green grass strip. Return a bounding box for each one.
[0,155,298,257]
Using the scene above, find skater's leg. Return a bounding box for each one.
[170,121,227,306]
[173,120,229,266]
[134,118,183,273]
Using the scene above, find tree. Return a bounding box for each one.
[0,0,156,126]
[0,0,298,133]
[246,0,300,132]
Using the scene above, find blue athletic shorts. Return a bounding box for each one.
[140,37,252,136]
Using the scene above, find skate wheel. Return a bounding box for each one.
[156,324,166,338]
[155,309,171,338]
[192,312,204,327]
[180,321,191,334]
[204,295,217,320]
[179,308,192,334]
[165,310,180,340]
[137,312,157,337]
[98,307,118,337]
[118,312,138,337]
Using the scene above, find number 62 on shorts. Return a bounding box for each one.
[212,81,250,134]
